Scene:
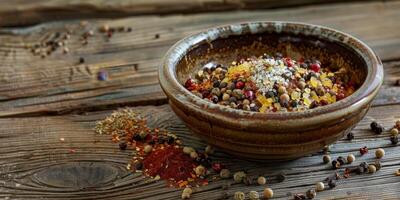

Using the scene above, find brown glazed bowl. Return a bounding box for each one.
[159,21,383,159]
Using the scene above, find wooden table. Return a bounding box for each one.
[1,1,400,199]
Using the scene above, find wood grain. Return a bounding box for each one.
[1,104,400,199]
[0,1,399,116]
[0,0,388,27]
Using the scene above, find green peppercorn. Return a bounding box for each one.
[316,182,324,191]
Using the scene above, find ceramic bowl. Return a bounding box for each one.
[159,21,383,159]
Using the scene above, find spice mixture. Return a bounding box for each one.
[184,53,356,112]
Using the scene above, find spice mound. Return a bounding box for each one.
[184,53,356,112]
[95,108,214,188]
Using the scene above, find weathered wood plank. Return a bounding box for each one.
[0,0,389,27]
[0,104,399,199]
[0,1,399,116]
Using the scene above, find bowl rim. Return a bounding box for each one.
[159,21,384,120]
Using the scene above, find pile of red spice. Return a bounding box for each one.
[94,108,215,188]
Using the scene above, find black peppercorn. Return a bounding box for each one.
[337,156,347,165]
[332,160,340,169]
[79,57,85,64]
[360,162,368,171]
[370,121,378,130]
[374,125,384,134]
[328,179,336,188]
[390,135,399,145]
[135,161,143,170]
[119,142,127,150]
[356,166,365,174]
[373,160,382,171]
[346,132,354,140]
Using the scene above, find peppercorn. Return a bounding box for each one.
[356,166,365,174]
[323,155,331,164]
[233,171,246,183]
[221,181,231,190]
[248,191,259,200]
[294,194,306,200]
[390,128,399,136]
[316,182,325,191]
[135,161,143,170]
[332,160,340,169]
[220,169,230,179]
[396,120,400,128]
[97,71,108,81]
[347,132,354,140]
[234,191,245,200]
[375,148,385,159]
[359,146,368,155]
[306,189,316,199]
[257,176,266,185]
[79,57,85,64]
[374,124,384,134]
[328,179,336,188]
[373,160,382,171]
[263,188,273,199]
[337,156,347,165]
[119,142,127,150]
[181,187,193,199]
[195,165,206,176]
[212,163,224,173]
[143,145,153,154]
[347,154,355,164]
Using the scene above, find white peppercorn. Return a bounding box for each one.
[347,154,355,164]
[257,176,266,185]
[316,182,324,191]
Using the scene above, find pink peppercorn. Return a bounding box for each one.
[212,163,226,173]
[285,58,293,67]
[236,81,245,89]
[310,63,321,72]
[360,146,368,155]
[245,90,255,100]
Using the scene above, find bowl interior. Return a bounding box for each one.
[175,31,367,97]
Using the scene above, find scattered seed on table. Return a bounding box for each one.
[220,169,230,179]
[183,146,195,154]
[263,188,273,199]
[328,179,336,188]
[181,187,193,199]
[391,128,399,136]
[332,160,340,169]
[234,191,245,200]
[79,57,85,63]
[190,151,198,159]
[346,132,354,140]
[277,172,286,182]
[373,160,382,171]
[257,176,266,185]
[337,156,346,165]
[375,148,385,159]
[316,182,325,191]
[360,146,368,155]
[390,135,398,145]
[248,191,260,200]
[395,169,400,176]
[294,193,306,200]
[97,71,107,81]
[368,164,377,174]
[347,154,355,164]
[323,155,331,164]
[370,121,378,130]
[306,189,316,199]
[233,171,246,183]
[119,141,127,150]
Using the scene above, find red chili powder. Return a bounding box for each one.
[143,145,196,182]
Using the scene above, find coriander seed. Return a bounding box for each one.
[375,148,385,159]
[332,160,340,169]
[263,188,273,199]
[233,171,246,183]
[323,155,331,164]
[306,189,316,199]
[316,182,324,191]
[234,191,245,200]
[347,154,355,164]
[257,176,266,185]
[248,191,260,200]
[328,179,336,188]
[220,169,230,179]
[337,156,346,165]
[190,151,198,159]
[143,145,153,154]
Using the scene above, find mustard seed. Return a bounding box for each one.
[234,191,245,200]
[257,176,266,185]
[375,148,385,159]
[337,156,346,165]
[316,182,325,191]
[263,188,273,199]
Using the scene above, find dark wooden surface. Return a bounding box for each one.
[0,1,400,199]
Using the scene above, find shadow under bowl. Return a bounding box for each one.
[159,21,383,159]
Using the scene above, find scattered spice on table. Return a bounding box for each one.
[184,53,356,112]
